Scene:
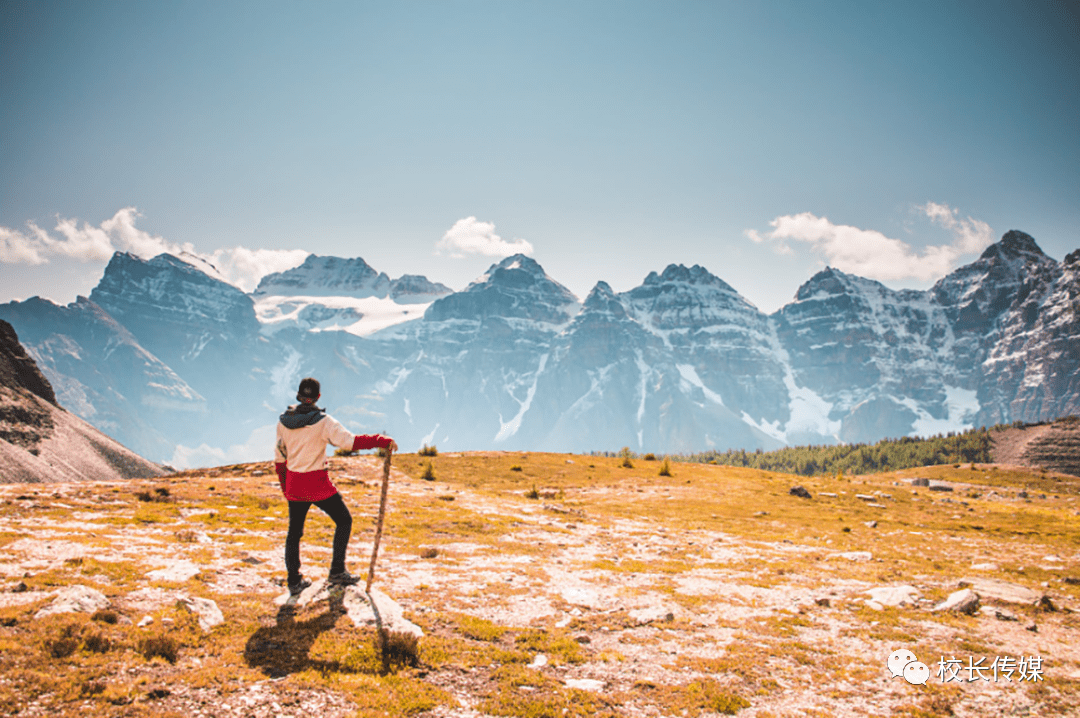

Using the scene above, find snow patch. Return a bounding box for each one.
[675,364,724,406]
[254,295,430,337]
[900,386,979,437]
[495,354,548,442]
[740,412,786,443]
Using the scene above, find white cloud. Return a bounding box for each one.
[745,206,994,282]
[917,202,993,253]
[435,217,534,258]
[207,247,310,293]
[0,207,309,291]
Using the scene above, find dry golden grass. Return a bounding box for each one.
[0,452,1078,716]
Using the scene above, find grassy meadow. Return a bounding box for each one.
[0,451,1078,716]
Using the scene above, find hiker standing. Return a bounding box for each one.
[274,377,396,596]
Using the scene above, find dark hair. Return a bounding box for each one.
[297,377,321,402]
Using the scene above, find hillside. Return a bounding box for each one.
[680,416,1080,479]
[0,319,168,483]
[1,453,1079,716]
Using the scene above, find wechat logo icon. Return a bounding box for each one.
[888,648,929,685]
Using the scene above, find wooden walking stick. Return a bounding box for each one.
[366,445,393,594]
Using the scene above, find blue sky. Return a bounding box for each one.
[2,0,1078,313]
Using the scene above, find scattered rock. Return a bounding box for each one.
[789,486,812,499]
[628,606,675,625]
[818,492,838,498]
[865,585,920,607]
[339,586,424,638]
[138,615,154,627]
[33,585,110,619]
[1018,491,1028,499]
[929,484,954,492]
[866,503,887,509]
[971,562,998,571]
[855,494,876,501]
[176,595,224,632]
[11,581,28,593]
[864,520,878,528]
[979,606,1018,621]
[574,634,591,644]
[814,598,831,608]
[529,654,548,668]
[560,586,603,609]
[910,478,930,487]
[836,551,872,561]
[1026,622,1038,632]
[957,578,1042,605]
[934,588,980,614]
[1035,595,1057,612]
[145,561,201,582]
[565,678,604,691]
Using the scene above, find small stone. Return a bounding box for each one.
[12,581,28,593]
[1035,595,1056,613]
[138,615,154,627]
[971,562,998,571]
[814,598,831,608]
[34,585,110,620]
[818,492,838,498]
[789,486,812,499]
[176,595,224,632]
[1026,622,1038,632]
[574,634,591,644]
[529,654,548,668]
[564,678,604,691]
[934,588,980,614]
[865,585,920,607]
[864,521,878,528]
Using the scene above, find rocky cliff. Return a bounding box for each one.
[0,319,167,482]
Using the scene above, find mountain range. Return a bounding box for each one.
[1,231,1076,467]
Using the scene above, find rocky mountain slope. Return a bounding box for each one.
[0,319,167,482]
[0,230,1076,466]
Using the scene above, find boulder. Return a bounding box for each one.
[910,478,930,487]
[865,585,920,608]
[934,588,980,614]
[342,586,424,639]
[628,606,676,625]
[176,595,224,632]
[34,585,110,619]
[956,578,1042,605]
[789,486,812,499]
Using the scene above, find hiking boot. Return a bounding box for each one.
[287,577,312,596]
[328,570,361,587]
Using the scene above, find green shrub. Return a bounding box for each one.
[418,444,438,457]
[619,447,634,469]
[658,457,672,477]
[421,461,436,481]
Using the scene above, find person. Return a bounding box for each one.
[274,377,396,596]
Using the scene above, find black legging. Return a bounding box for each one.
[285,492,352,583]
